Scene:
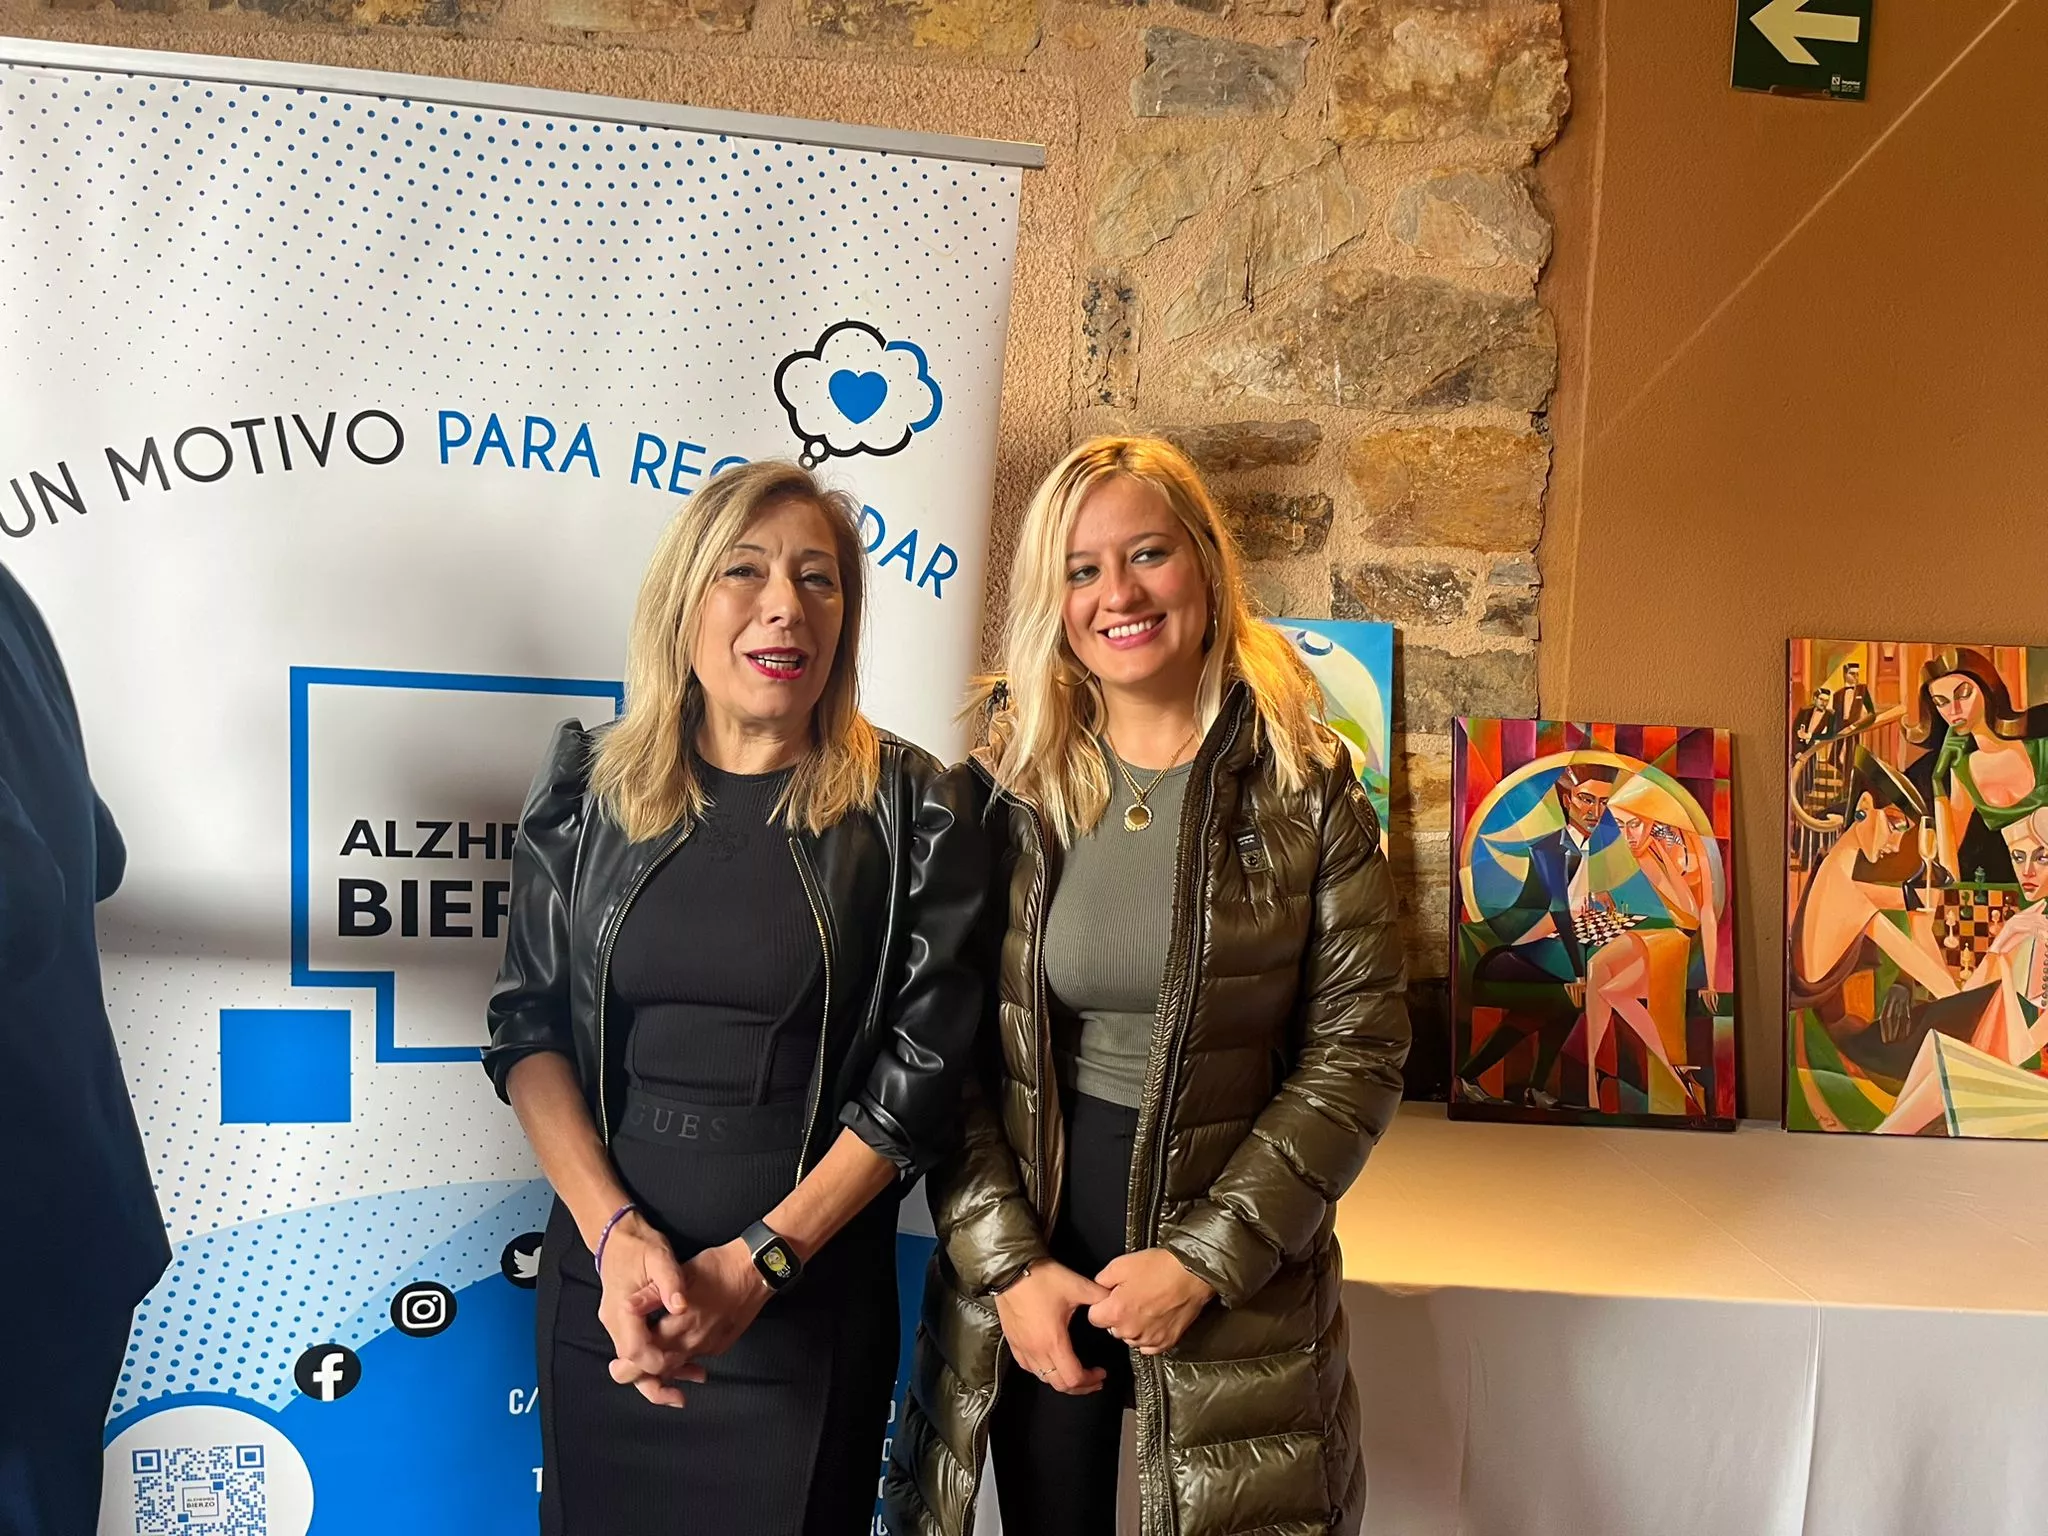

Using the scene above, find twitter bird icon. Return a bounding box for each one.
[501,1232,545,1289]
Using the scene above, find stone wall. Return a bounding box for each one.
[1064,3,1556,987]
[2,0,1567,992]
[1060,0,1567,988]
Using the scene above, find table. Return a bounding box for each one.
[1335,1105,2048,1536]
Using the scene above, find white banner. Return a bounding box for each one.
[0,38,1030,1534]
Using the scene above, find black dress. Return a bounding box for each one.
[533,762,899,1536]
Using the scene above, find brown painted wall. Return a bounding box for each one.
[1539,0,2048,1117]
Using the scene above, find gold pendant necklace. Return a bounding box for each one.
[1106,728,1197,833]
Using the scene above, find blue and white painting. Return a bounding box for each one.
[1266,618,1394,826]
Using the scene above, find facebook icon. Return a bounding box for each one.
[292,1344,362,1403]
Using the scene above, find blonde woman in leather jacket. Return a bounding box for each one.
[486,461,987,1536]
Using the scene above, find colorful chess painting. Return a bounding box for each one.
[1267,618,1393,826]
[1452,719,1737,1130]
[1786,640,2048,1138]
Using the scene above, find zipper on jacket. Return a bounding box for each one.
[593,826,690,1145]
[788,838,835,1188]
[1018,799,1060,1219]
[1139,717,1236,1243]
[1125,703,1243,1536]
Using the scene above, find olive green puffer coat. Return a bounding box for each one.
[885,687,1412,1536]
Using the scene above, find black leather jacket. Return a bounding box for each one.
[483,720,988,1184]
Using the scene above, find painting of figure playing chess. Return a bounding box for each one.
[1450,719,1737,1129]
[1786,639,2048,1137]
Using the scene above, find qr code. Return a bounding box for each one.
[129,1444,268,1535]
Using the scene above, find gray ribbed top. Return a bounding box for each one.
[1042,760,1192,1108]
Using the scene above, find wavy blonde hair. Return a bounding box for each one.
[591,460,880,842]
[977,435,1333,844]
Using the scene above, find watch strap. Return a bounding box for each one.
[988,1260,1034,1297]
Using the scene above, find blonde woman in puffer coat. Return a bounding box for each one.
[885,436,1412,1536]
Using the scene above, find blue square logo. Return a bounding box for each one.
[220,1009,352,1123]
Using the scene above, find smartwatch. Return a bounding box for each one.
[742,1220,804,1293]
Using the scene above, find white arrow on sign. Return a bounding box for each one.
[1751,0,1863,67]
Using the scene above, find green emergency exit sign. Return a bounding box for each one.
[1733,0,1872,100]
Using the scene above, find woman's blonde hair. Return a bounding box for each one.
[977,435,1333,843]
[590,460,881,842]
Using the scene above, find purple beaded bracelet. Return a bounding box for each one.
[593,1202,638,1276]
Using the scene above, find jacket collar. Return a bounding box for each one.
[972,677,1262,812]
[1203,680,1261,778]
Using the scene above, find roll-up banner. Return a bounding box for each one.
[0,38,1036,1533]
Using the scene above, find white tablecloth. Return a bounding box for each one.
[1347,1285,2048,1535]
[1336,1106,2048,1536]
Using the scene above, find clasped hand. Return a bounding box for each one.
[595,1215,771,1408]
[995,1249,1214,1396]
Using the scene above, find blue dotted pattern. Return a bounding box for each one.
[0,67,1022,408]
[115,1179,550,1416]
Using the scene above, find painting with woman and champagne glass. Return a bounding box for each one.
[1450,718,1737,1129]
[1786,639,2048,1138]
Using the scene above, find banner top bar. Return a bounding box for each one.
[0,35,1048,170]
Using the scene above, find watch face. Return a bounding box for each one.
[760,1241,796,1285]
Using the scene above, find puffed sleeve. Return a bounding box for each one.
[1158,759,1412,1307]
[837,749,990,1184]
[928,1027,1050,1297]
[482,719,592,1102]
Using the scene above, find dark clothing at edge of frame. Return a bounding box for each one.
[889,683,1413,1536]
[0,560,168,1536]
[486,719,988,1533]
[0,1298,134,1536]
[0,562,167,1312]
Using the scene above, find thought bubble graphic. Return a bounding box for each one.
[774,321,943,468]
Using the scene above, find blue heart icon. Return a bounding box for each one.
[829,369,889,424]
